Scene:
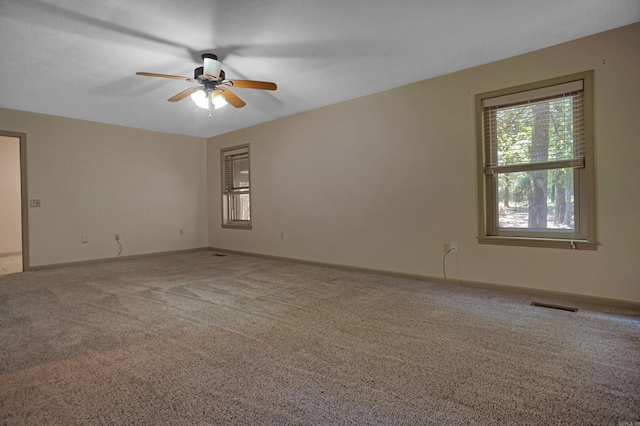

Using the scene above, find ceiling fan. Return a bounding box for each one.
[136,53,277,113]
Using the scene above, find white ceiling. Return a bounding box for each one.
[1,1,638,138]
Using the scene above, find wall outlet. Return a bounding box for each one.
[444,242,458,253]
[30,199,41,207]
[115,233,120,241]
[81,235,88,244]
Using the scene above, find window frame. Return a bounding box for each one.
[476,71,597,250]
[221,144,252,230]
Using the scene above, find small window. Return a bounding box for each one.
[221,145,251,229]
[476,71,596,249]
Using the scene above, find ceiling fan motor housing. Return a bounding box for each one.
[202,53,223,80]
[194,67,225,84]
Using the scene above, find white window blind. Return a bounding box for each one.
[223,152,249,195]
[221,145,251,227]
[483,80,585,175]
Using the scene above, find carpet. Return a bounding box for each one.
[0,251,638,425]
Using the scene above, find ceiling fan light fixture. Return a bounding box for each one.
[137,52,276,112]
[211,90,228,109]
[190,89,209,109]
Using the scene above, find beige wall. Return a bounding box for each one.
[0,109,208,267]
[0,136,22,254]
[207,23,640,303]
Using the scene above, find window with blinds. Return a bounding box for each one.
[482,80,585,175]
[221,145,251,228]
[476,71,596,249]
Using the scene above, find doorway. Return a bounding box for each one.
[0,132,28,274]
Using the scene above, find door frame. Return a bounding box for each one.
[0,130,29,271]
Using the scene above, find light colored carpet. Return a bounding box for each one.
[0,251,638,425]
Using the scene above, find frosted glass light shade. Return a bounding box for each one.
[211,90,228,109]
[190,90,209,109]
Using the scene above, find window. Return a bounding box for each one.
[476,71,596,249]
[221,144,251,229]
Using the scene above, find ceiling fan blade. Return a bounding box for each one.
[136,72,190,81]
[168,86,201,102]
[228,80,277,90]
[219,88,246,108]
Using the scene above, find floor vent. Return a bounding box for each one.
[212,253,227,257]
[531,302,578,313]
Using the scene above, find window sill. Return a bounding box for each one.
[478,236,597,250]
[222,223,252,230]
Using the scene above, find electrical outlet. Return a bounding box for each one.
[81,235,88,244]
[115,233,120,241]
[444,242,458,253]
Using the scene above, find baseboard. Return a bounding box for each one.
[208,247,640,312]
[0,251,21,257]
[28,247,210,271]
